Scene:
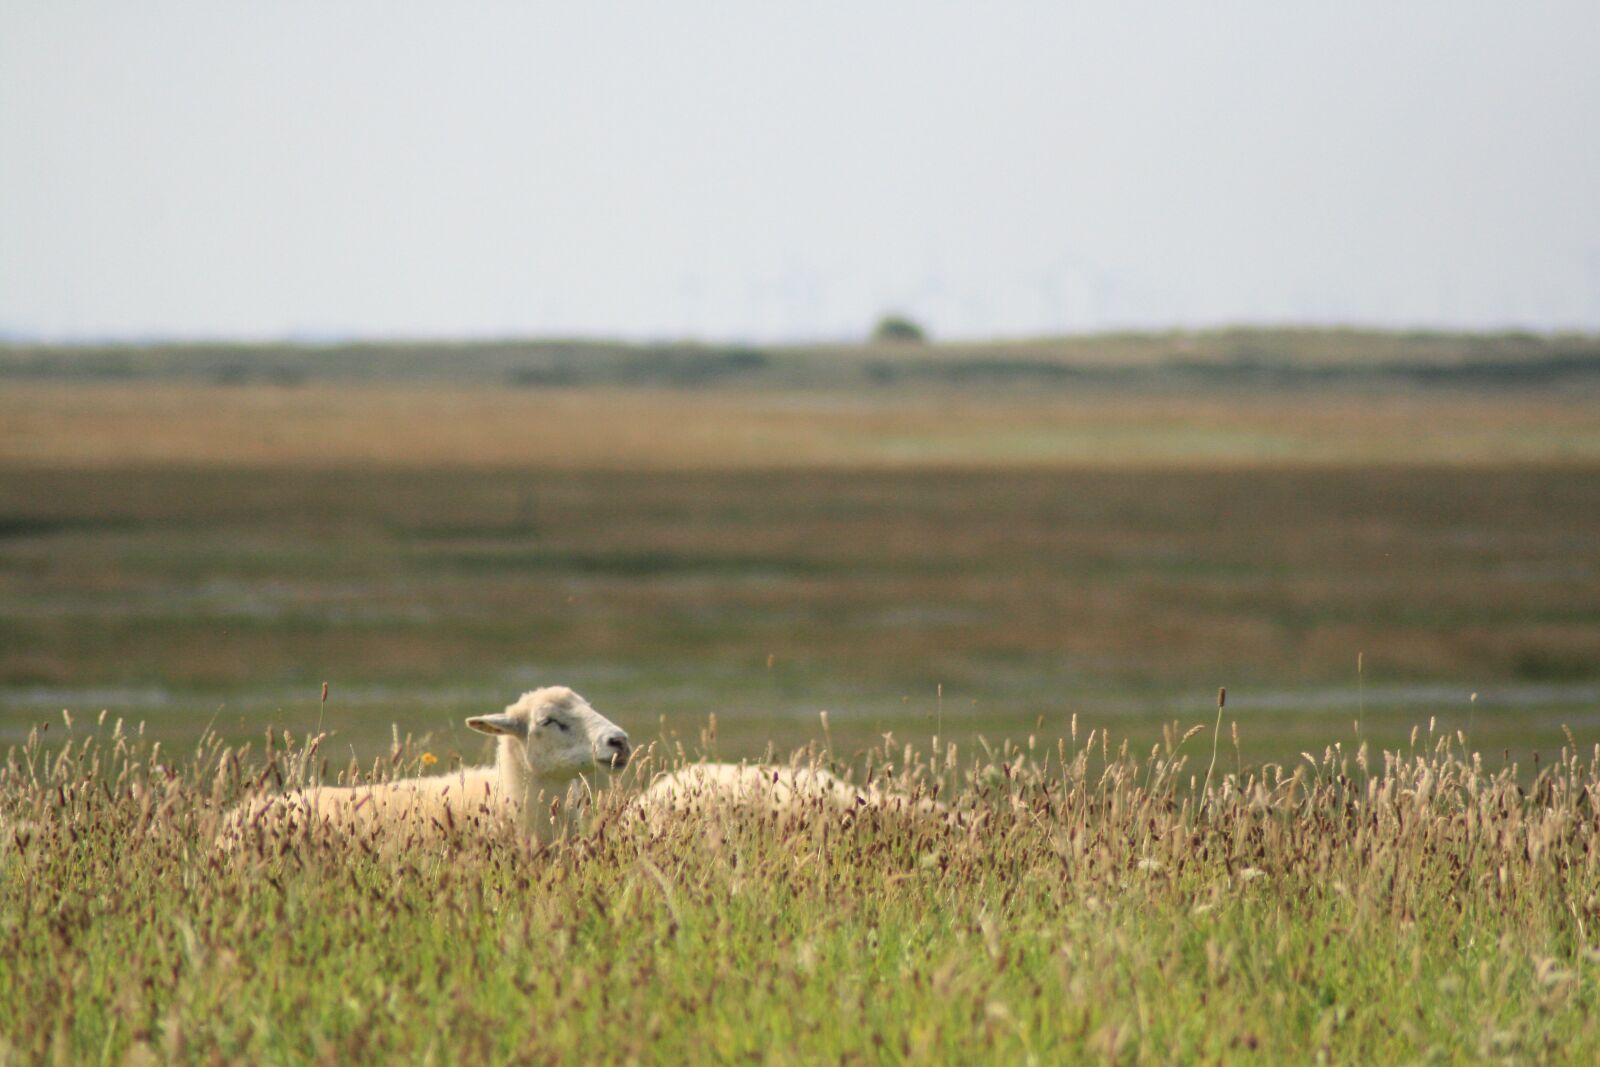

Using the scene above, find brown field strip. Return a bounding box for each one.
[4,382,1599,469]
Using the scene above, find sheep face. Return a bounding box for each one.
[466,687,631,780]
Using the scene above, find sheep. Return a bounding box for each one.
[220,686,631,845]
[633,761,945,824]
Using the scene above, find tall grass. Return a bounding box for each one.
[3,713,1599,1064]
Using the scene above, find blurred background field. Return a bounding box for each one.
[2,330,1597,769]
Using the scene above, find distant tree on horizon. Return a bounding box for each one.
[871,313,927,344]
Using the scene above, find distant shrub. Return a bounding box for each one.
[871,313,927,344]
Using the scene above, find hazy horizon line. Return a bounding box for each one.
[5,318,1598,349]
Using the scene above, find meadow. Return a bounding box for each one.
[3,710,1599,1063]
[1,362,1597,766]
[1,331,1599,1062]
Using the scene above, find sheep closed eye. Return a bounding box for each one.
[539,717,569,732]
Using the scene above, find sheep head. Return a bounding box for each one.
[466,686,631,779]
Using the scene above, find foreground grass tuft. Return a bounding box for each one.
[3,718,1599,1064]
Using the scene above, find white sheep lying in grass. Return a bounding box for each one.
[633,761,945,824]
[222,687,631,844]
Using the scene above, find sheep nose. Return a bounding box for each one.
[602,732,631,767]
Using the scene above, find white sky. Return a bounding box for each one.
[2,1,1598,341]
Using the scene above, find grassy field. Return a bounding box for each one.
[2,371,1597,767]
[6,382,1600,469]
[0,458,1597,764]
[1,333,1598,1062]
[3,717,1599,1064]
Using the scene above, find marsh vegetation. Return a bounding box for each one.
[2,329,1597,1061]
[4,712,1599,1063]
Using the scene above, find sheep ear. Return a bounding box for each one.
[466,713,528,738]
